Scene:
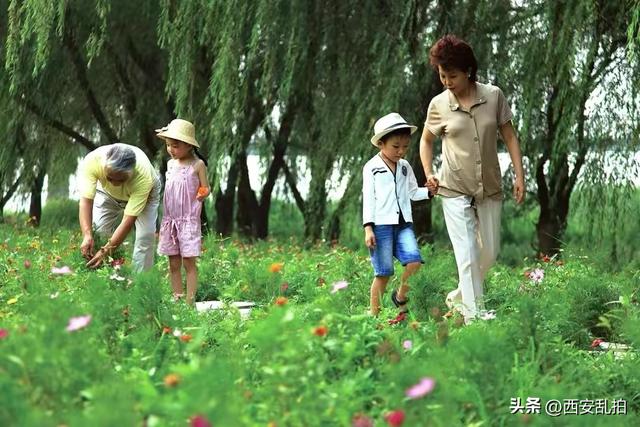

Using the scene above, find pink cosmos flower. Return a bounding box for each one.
[51,266,73,275]
[0,328,8,340]
[330,280,349,294]
[402,340,413,351]
[351,413,374,427]
[528,268,544,284]
[405,377,436,399]
[190,414,212,427]
[66,315,92,332]
[110,258,125,269]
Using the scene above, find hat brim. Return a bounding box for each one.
[156,129,200,148]
[370,124,418,146]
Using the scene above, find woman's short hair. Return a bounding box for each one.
[429,34,478,82]
[105,145,136,175]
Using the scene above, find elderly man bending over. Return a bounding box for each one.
[78,144,161,271]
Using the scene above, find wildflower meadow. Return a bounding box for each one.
[1,222,638,426]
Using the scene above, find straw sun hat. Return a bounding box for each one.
[155,119,200,148]
[370,113,417,146]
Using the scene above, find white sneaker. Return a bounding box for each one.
[445,288,462,309]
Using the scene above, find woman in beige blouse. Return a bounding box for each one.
[420,35,525,324]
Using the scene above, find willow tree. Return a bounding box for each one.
[2,0,175,223]
[510,0,638,255]
[158,1,419,240]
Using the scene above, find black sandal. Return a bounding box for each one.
[391,289,409,312]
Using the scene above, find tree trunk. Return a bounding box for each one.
[304,183,327,242]
[0,175,22,223]
[253,102,295,239]
[325,172,359,243]
[215,157,240,237]
[28,167,47,227]
[236,148,258,238]
[303,161,331,242]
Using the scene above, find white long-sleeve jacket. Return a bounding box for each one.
[362,154,431,226]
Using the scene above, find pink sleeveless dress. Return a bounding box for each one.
[158,160,202,257]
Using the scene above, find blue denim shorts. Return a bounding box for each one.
[369,223,424,276]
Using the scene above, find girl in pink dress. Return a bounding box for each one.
[156,119,210,305]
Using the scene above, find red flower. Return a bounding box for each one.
[540,254,551,262]
[162,326,172,334]
[385,410,405,426]
[591,338,604,349]
[388,312,407,325]
[0,328,8,340]
[275,296,288,306]
[23,260,31,269]
[190,414,212,427]
[180,333,193,343]
[313,325,328,337]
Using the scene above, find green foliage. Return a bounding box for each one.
[39,198,79,229]
[1,224,639,425]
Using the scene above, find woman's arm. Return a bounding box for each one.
[499,121,525,204]
[419,127,439,193]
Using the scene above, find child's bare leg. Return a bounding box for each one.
[397,262,421,303]
[183,257,198,306]
[168,255,183,298]
[370,276,391,316]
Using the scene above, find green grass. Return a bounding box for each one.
[0,223,638,426]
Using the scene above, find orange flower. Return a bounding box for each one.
[269,262,284,273]
[312,325,328,337]
[163,373,181,387]
[275,296,288,306]
[180,333,193,343]
[162,326,172,334]
[196,186,209,198]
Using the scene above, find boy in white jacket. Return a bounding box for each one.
[363,113,435,321]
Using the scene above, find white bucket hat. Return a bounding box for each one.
[155,119,200,148]
[370,112,417,146]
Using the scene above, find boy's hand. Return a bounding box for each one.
[426,174,439,195]
[364,227,376,249]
